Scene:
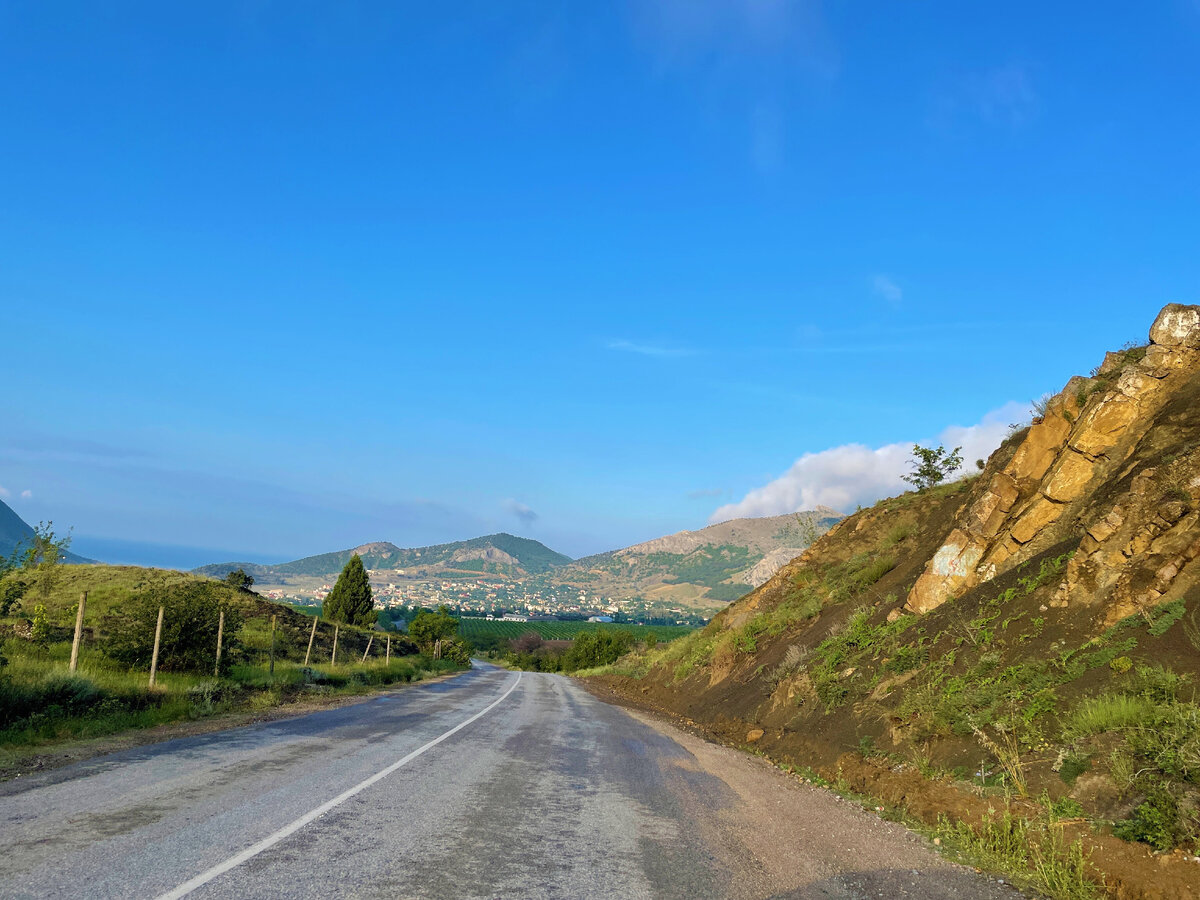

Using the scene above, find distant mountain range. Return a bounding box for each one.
[549,508,844,607]
[0,499,92,565]
[193,532,572,581]
[193,508,843,610]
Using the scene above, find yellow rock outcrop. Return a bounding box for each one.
[904,302,1200,618]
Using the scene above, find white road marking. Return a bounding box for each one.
[155,670,523,900]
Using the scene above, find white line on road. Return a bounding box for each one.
[155,670,523,900]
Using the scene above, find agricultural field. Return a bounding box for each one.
[458,618,691,644]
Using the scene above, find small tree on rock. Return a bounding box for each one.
[901,444,964,493]
[323,554,375,627]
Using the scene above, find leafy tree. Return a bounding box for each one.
[13,521,71,567]
[901,444,964,493]
[562,629,635,672]
[13,522,73,600]
[408,605,459,648]
[108,582,243,673]
[323,554,375,627]
[224,568,255,591]
[437,638,472,666]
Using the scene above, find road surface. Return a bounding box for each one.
[0,664,1021,899]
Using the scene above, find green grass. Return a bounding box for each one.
[1058,665,1200,853]
[934,810,1101,900]
[0,635,459,761]
[1064,693,1157,740]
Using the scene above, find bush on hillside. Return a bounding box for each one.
[107,582,243,674]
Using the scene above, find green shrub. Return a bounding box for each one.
[562,629,635,672]
[1147,599,1187,637]
[1109,656,1133,675]
[107,582,243,674]
[1114,788,1183,852]
[1058,754,1090,786]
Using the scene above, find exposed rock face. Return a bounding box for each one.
[450,546,519,565]
[741,547,809,587]
[905,303,1200,620]
[1149,303,1200,349]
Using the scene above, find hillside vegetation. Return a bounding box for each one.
[0,564,462,760]
[592,304,1200,900]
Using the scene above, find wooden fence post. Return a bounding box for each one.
[386,635,391,664]
[304,615,318,666]
[214,609,225,677]
[69,591,87,673]
[269,614,277,676]
[149,605,165,687]
[331,624,339,666]
[361,634,374,664]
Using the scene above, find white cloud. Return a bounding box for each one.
[606,339,694,358]
[873,274,903,304]
[0,485,8,499]
[19,490,32,500]
[710,402,1029,522]
[505,499,539,524]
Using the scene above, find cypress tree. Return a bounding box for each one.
[324,554,375,626]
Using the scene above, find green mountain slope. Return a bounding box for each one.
[551,509,844,609]
[195,532,572,580]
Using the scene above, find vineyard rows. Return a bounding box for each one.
[457,618,692,642]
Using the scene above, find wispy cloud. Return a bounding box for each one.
[710,402,1030,522]
[872,274,903,305]
[0,485,9,499]
[930,61,1039,132]
[19,490,32,500]
[628,0,837,174]
[972,62,1038,127]
[1,435,152,466]
[630,0,836,73]
[605,339,695,358]
[687,487,725,499]
[505,499,539,524]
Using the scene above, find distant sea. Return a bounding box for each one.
[70,536,286,572]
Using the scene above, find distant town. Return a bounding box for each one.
[258,571,711,627]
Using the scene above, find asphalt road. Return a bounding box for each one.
[0,664,1022,899]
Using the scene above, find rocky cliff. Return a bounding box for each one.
[593,304,1200,899]
[905,303,1200,629]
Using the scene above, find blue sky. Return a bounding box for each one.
[2,2,1197,566]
